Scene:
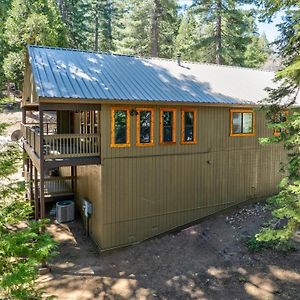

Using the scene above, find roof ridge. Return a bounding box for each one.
[27,45,273,74]
[147,57,274,73]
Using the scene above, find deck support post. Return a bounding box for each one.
[29,159,33,202]
[34,167,39,220]
[22,107,27,177]
[22,107,26,124]
[71,166,77,197]
[39,107,45,219]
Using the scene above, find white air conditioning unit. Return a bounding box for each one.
[56,200,75,223]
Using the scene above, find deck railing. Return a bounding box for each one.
[21,123,100,159]
[41,176,74,196]
[24,173,74,197]
[21,123,41,157]
[44,134,99,159]
[21,122,57,135]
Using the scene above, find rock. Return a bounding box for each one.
[273,218,288,229]
[39,266,51,275]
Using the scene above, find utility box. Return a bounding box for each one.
[82,198,92,217]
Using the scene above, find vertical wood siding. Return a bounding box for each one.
[76,104,285,250]
[23,63,38,104]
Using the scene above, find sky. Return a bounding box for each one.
[178,0,283,43]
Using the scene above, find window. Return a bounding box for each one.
[136,108,154,146]
[181,108,197,144]
[230,109,255,136]
[160,108,176,144]
[111,107,130,147]
[272,111,288,136]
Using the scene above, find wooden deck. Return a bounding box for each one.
[43,176,74,200]
[21,123,100,166]
[25,172,75,201]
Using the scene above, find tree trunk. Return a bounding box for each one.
[215,0,222,64]
[107,0,113,50]
[94,10,99,52]
[58,0,66,22]
[151,0,162,57]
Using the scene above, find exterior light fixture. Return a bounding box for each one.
[130,109,138,116]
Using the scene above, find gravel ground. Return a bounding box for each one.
[39,201,300,300]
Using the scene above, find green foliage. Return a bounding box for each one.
[0,199,57,300]
[0,123,8,135]
[3,0,68,89]
[116,0,178,57]
[244,34,270,68]
[0,99,57,299]
[175,11,203,61]
[94,0,116,52]
[175,2,270,67]
[189,0,270,67]
[0,0,12,93]
[3,52,24,89]
[254,4,300,250]
[58,0,92,49]
[247,235,296,252]
[256,109,300,248]
[0,96,15,105]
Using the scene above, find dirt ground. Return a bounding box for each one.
[39,202,300,300]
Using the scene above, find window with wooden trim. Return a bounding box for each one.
[111,107,130,147]
[181,108,197,144]
[136,108,154,146]
[272,111,288,136]
[160,108,176,144]
[230,109,255,136]
[80,111,99,134]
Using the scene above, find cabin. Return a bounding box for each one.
[22,45,290,250]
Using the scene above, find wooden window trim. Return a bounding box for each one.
[136,108,154,147]
[159,108,177,145]
[111,107,130,148]
[273,110,288,136]
[181,108,197,145]
[230,109,256,137]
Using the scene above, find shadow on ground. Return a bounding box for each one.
[38,201,300,300]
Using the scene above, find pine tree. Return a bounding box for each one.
[3,0,68,89]
[175,11,202,61]
[116,0,178,58]
[0,0,12,93]
[92,0,115,52]
[244,33,270,68]
[0,104,57,299]
[252,4,300,250]
[116,0,154,56]
[192,0,257,65]
[57,0,91,49]
[157,0,179,58]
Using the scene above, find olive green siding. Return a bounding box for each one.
[74,104,285,250]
